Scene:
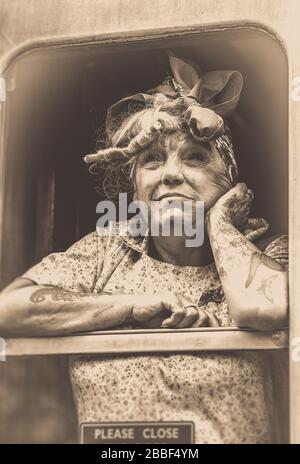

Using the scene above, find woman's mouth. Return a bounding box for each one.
[153,193,192,201]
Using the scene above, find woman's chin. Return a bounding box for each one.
[150,210,196,237]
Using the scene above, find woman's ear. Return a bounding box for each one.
[133,191,137,201]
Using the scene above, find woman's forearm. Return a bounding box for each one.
[0,285,133,336]
[207,211,288,330]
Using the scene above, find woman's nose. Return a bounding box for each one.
[161,158,184,186]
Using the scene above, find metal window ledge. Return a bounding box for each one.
[4,327,288,358]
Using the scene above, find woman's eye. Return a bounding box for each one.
[142,153,163,165]
[186,152,207,162]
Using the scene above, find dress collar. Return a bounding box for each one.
[117,219,150,254]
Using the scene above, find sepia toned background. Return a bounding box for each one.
[0,0,299,443]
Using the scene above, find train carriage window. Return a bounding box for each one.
[0,27,288,286]
[0,26,289,444]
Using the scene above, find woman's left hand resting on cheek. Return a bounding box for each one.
[206,182,288,330]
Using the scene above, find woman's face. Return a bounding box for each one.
[134,131,232,231]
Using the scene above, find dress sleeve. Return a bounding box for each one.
[21,231,107,293]
[263,234,289,269]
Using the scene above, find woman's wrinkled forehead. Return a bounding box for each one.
[156,131,192,151]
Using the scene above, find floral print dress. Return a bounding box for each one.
[21,219,288,444]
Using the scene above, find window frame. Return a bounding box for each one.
[0,21,295,442]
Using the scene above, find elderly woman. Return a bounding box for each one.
[0,55,288,443]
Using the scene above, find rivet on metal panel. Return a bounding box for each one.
[271,330,288,347]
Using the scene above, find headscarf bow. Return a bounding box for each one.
[106,53,243,143]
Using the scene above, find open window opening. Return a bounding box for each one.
[0,25,289,444]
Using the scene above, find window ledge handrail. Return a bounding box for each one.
[3,327,288,358]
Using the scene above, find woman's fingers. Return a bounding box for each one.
[162,306,220,328]
[169,294,199,328]
[161,308,186,328]
[161,293,198,328]
[131,293,221,329]
[140,309,171,328]
[201,307,221,327]
[174,294,201,328]
[191,310,210,327]
[159,292,221,329]
[161,299,196,328]
[175,294,221,328]
[160,292,184,327]
[175,306,199,328]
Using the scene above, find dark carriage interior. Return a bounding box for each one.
[0,27,289,443]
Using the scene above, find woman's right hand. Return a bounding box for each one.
[126,292,220,329]
[0,281,220,336]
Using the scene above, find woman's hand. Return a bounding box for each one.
[0,281,219,336]
[129,292,220,329]
[206,182,254,231]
